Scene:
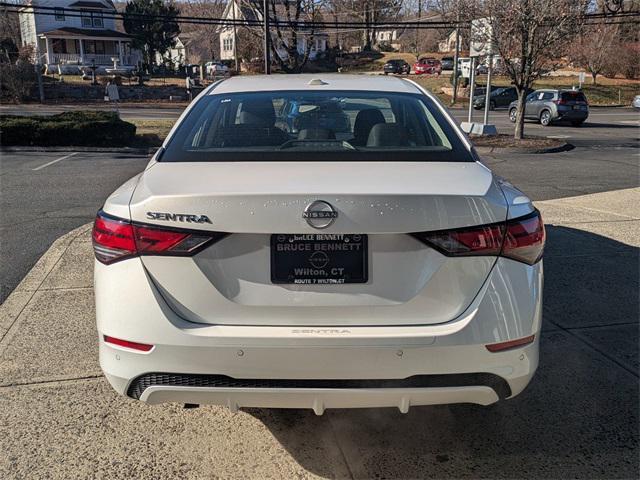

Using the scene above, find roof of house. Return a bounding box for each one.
[68,1,114,9]
[39,27,131,39]
[208,74,423,95]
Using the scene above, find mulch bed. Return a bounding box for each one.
[470,134,566,149]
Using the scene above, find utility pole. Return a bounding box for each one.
[34,45,45,103]
[467,56,475,123]
[483,54,493,125]
[415,0,422,58]
[263,0,271,74]
[232,0,239,73]
[451,1,460,104]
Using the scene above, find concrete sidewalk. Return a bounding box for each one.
[1,188,638,479]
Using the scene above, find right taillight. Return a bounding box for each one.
[411,210,545,265]
[92,210,227,265]
[501,210,545,265]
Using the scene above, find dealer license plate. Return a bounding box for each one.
[271,234,368,284]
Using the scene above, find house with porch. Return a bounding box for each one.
[19,0,141,74]
[218,0,328,64]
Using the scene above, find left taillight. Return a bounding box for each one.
[92,213,136,264]
[92,210,226,265]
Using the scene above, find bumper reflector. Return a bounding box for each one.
[104,335,153,352]
[485,335,535,353]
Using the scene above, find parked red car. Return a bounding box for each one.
[413,58,442,75]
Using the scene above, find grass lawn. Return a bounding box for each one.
[129,119,175,147]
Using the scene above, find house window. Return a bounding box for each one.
[81,10,104,28]
[51,38,68,54]
[81,10,92,27]
[92,12,104,28]
[54,8,65,21]
[223,37,233,51]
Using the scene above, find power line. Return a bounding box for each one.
[3,2,639,31]
[1,3,465,29]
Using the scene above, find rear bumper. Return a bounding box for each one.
[556,109,588,121]
[96,257,543,412]
[117,373,514,414]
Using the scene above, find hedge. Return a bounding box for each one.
[0,111,137,146]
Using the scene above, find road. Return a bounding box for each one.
[449,107,640,147]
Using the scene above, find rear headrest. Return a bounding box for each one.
[298,128,336,140]
[366,123,410,147]
[238,98,276,127]
[353,109,385,141]
[208,124,289,147]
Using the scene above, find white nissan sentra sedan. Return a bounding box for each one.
[93,74,544,414]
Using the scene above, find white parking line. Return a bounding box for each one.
[32,152,78,171]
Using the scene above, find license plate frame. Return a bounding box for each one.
[271,234,368,285]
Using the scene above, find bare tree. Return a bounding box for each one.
[569,21,619,85]
[468,0,588,139]
[180,0,226,63]
[242,0,324,73]
[326,0,404,51]
[0,0,21,62]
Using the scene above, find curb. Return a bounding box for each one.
[474,141,574,155]
[1,146,158,154]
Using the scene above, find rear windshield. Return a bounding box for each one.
[161,90,472,162]
[561,91,587,102]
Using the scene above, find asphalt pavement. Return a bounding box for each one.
[0,151,149,303]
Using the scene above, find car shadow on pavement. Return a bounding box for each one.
[548,121,639,129]
[248,225,639,479]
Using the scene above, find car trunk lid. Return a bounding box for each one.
[129,161,508,326]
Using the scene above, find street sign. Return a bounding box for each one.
[470,18,493,57]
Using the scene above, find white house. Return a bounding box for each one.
[218,0,328,63]
[155,35,191,70]
[438,29,467,53]
[19,0,141,73]
[375,30,401,51]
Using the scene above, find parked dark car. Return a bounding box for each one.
[473,87,532,110]
[440,56,454,70]
[276,99,351,134]
[508,89,589,126]
[383,59,411,75]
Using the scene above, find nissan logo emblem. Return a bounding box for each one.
[303,200,338,229]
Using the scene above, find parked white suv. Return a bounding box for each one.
[205,61,229,77]
[93,74,544,414]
